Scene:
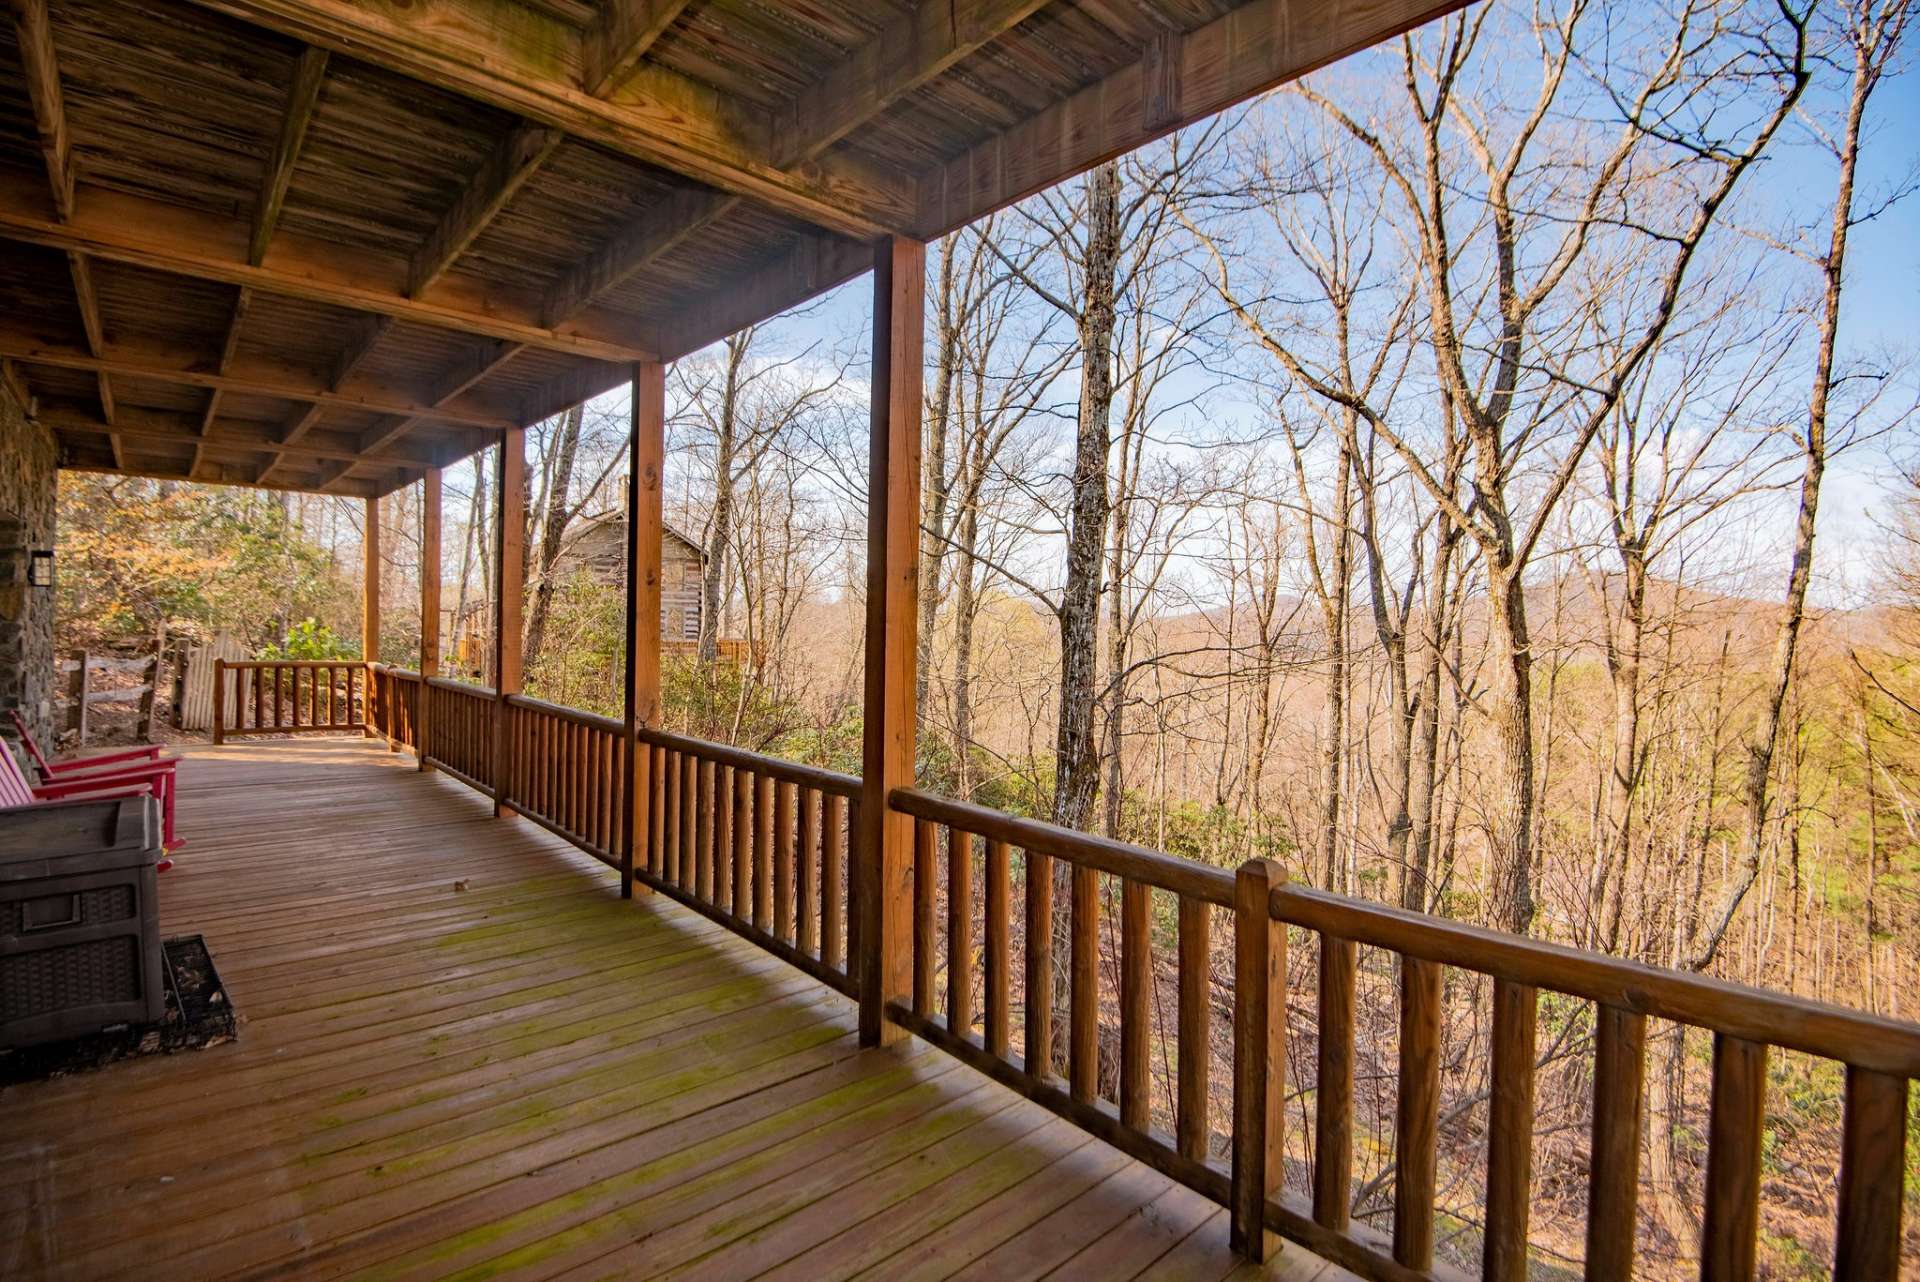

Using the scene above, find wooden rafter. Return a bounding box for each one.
[651,0,1469,365]
[318,337,520,491]
[538,0,1046,342]
[540,185,731,328]
[62,459,380,496]
[44,402,466,472]
[194,286,254,473]
[64,249,121,463]
[0,171,656,365]
[408,124,563,298]
[916,0,1469,235]
[251,46,329,266]
[0,327,519,431]
[9,0,72,220]
[582,0,694,97]
[773,0,1051,169]
[329,314,395,390]
[184,0,911,239]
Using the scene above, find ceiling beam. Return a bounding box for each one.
[583,0,695,97]
[60,454,380,498]
[251,46,329,265]
[0,329,521,431]
[194,286,255,472]
[538,0,1044,335]
[9,0,72,220]
[655,230,872,363]
[541,185,732,328]
[329,314,394,390]
[13,0,119,461]
[653,0,1468,361]
[773,0,1050,169]
[64,249,121,463]
[0,169,657,365]
[186,0,911,239]
[409,124,563,298]
[44,402,463,472]
[915,0,1468,237]
[320,335,526,487]
[256,315,396,484]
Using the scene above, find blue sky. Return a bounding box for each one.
[625,7,1919,612]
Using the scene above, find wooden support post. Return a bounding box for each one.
[1231,857,1286,1260]
[211,656,225,746]
[857,235,923,1048]
[66,649,88,744]
[1702,1034,1766,1282]
[1835,1066,1908,1280]
[418,467,441,770]
[1586,1004,1645,1281]
[624,361,664,899]
[492,427,525,817]
[362,494,380,737]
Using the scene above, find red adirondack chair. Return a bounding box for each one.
[8,709,172,779]
[1,737,180,864]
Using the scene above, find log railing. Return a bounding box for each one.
[369,664,421,751]
[1253,881,1920,1281]
[273,663,1917,1278]
[211,659,366,742]
[886,787,1236,1215]
[419,676,496,793]
[499,694,629,868]
[634,726,860,998]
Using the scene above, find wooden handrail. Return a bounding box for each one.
[890,786,1234,905]
[506,691,624,737]
[641,725,860,799]
[425,675,496,697]
[1269,882,1920,1077]
[211,657,366,740]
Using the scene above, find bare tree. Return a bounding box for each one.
[1689,0,1909,967]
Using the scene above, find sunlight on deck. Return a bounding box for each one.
[0,737,1345,1282]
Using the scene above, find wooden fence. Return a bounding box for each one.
[211,660,366,742]
[233,661,1917,1279]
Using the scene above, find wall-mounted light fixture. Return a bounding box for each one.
[27,549,53,589]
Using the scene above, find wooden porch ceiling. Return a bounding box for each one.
[0,0,1462,499]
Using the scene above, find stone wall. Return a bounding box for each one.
[0,379,57,760]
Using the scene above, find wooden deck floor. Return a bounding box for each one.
[1,737,1350,1282]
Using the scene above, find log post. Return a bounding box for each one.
[857,235,923,1048]
[362,495,380,737]
[418,467,441,770]
[1230,857,1287,1259]
[67,649,88,744]
[492,428,525,817]
[624,361,665,900]
[211,656,225,746]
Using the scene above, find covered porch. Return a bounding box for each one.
[1,735,1336,1282]
[3,0,1918,1278]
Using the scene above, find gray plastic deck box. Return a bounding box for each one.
[0,795,165,1048]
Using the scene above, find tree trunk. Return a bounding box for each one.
[522,404,582,677]
[917,234,958,722]
[951,503,978,800]
[1050,161,1121,835]
[1315,443,1353,889]
[1049,161,1121,1060]
[699,335,746,665]
[1592,552,1646,949]
[1687,16,1873,968]
[1483,564,1537,933]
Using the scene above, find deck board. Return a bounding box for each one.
[1,737,1345,1281]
